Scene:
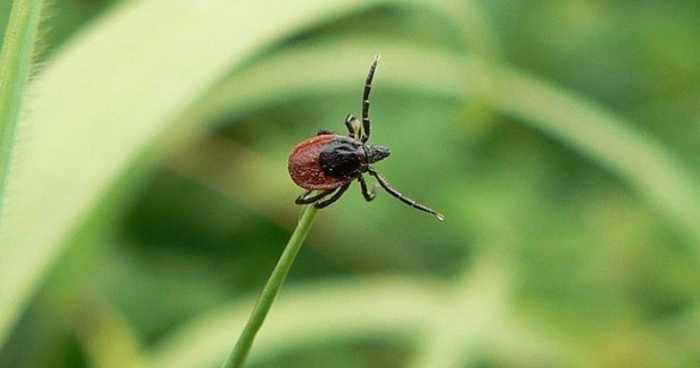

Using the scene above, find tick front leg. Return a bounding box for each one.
[295,189,335,204]
[344,114,361,139]
[360,55,379,143]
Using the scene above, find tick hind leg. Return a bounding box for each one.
[295,189,335,205]
[315,183,350,208]
[358,175,376,201]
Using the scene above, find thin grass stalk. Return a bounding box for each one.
[221,204,318,368]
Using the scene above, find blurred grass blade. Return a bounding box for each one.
[484,65,700,250]
[0,0,457,352]
[183,41,475,127]
[0,0,45,211]
[145,276,444,368]
[71,296,146,368]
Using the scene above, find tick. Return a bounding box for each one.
[287,55,444,220]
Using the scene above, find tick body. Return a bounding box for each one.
[287,55,443,220]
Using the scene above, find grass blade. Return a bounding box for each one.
[485,65,700,250]
[0,0,45,211]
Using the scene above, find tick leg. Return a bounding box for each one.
[358,174,376,202]
[295,189,335,205]
[360,55,380,143]
[367,167,444,220]
[344,114,361,139]
[317,129,336,136]
[315,183,350,208]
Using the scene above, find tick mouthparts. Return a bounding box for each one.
[366,145,390,163]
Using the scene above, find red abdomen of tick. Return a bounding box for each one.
[288,134,348,190]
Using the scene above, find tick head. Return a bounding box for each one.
[365,144,390,164]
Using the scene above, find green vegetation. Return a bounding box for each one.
[0,0,44,212]
[0,0,698,367]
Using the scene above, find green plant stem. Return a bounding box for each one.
[221,204,318,368]
[0,0,45,212]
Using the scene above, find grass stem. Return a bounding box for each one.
[221,204,318,368]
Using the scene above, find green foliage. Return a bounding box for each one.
[0,0,45,211]
[1,0,699,367]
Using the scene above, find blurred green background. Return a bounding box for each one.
[1,0,699,367]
